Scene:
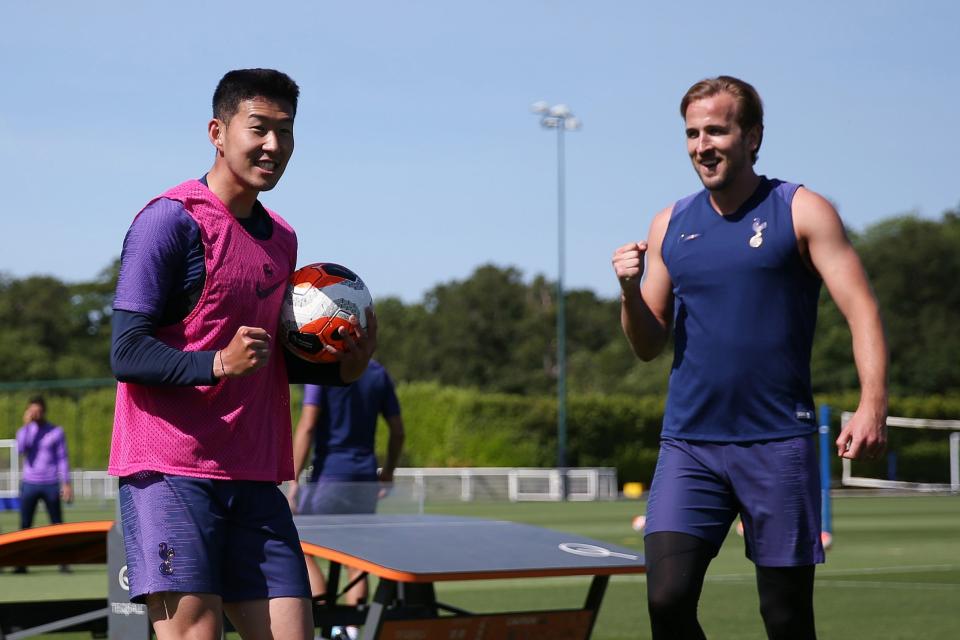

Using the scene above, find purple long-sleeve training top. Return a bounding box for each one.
[16,421,71,484]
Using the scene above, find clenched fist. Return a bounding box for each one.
[612,241,648,295]
[216,326,273,378]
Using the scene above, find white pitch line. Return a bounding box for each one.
[422,563,960,593]
[817,563,960,577]
[815,580,960,591]
[300,520,514,530]
[705,563,960,583]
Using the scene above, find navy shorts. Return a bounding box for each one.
[118,473,310,603]
[645,435,824,566]
[297,480,379,515]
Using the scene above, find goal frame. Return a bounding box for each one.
[840,412,960,492]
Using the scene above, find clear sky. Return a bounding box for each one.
[2,1,956,303]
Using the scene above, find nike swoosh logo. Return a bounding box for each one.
[256,279,286,299]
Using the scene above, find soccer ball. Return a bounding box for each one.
[279,263,372,363]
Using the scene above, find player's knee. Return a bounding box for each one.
[648,587,706,640]
[758,596,815,640]
[647,581,698,621]
[756,565,816,639]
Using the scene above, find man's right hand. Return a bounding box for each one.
[612,241,649,297]
[22,406,41,425]
[216,326,272,379]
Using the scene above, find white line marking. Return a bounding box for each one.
[705,563,960,583]
[436,567,960,594]
[300,520,514,530]
[815,580,960,591]
[817,563,960,576]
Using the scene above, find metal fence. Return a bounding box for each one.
[0,464,618,508]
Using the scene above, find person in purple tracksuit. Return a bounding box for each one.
[14,395,73,573]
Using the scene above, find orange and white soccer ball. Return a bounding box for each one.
[279,263,372,363]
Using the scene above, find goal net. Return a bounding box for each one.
[840,413,960,492]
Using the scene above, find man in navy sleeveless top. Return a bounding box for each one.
[612,76,888,640]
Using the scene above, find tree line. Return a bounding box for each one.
[2,210,959,397]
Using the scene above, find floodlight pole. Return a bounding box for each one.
[555,118,568,482]
[531,102,580,496]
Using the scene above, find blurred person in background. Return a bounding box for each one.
[288,359,405,640]
[15,395,73,574]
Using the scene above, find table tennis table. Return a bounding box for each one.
[297,514,645,640]
[0,514,644,639]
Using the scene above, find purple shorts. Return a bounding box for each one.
[645,435,824,566]
[298,480,379,515]
[118,473,310,603]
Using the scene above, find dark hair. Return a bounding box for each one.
[27,395,46,409]
[212,68,300,122]
[680,75,764,164]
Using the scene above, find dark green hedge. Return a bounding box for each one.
[2,384,957,487]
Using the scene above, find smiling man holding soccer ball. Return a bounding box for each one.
[108,69,375,640]
[612,76,888,639]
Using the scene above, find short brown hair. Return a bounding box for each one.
[680,75,764,164]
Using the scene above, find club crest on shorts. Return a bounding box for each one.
[158,542,175,576]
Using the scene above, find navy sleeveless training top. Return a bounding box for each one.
[661,177,821,442]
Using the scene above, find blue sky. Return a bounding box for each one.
[2,1,956,302]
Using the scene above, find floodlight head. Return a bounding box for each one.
[541,117,560,128]
[549,104,571,118]
[530,101,549,114]
[564,116,581,131]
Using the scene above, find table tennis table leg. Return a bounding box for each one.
[582,575,610,639]
[359,578,397,640]
[584,574,609,610]
[317,561,343,639]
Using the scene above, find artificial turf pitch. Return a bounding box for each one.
[2,494,958,639]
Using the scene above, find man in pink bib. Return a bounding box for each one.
[109,68,375,640]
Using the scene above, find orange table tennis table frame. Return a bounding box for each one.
[298,514,645,640]
[0,519,645,640]
[0,521,112,639]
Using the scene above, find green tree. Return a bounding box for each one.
[421,264,549,393]
[857,211,960,394]
[372,295,432,382]
[0,260,117,382]
[4,204,960,401]
[809,210,960,394]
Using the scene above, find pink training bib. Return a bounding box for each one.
[109,180,298,482]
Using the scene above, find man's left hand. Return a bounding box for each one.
[328,307,377,383]
[835,405,887,460]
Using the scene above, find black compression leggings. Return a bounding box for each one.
[645,532,817,640]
